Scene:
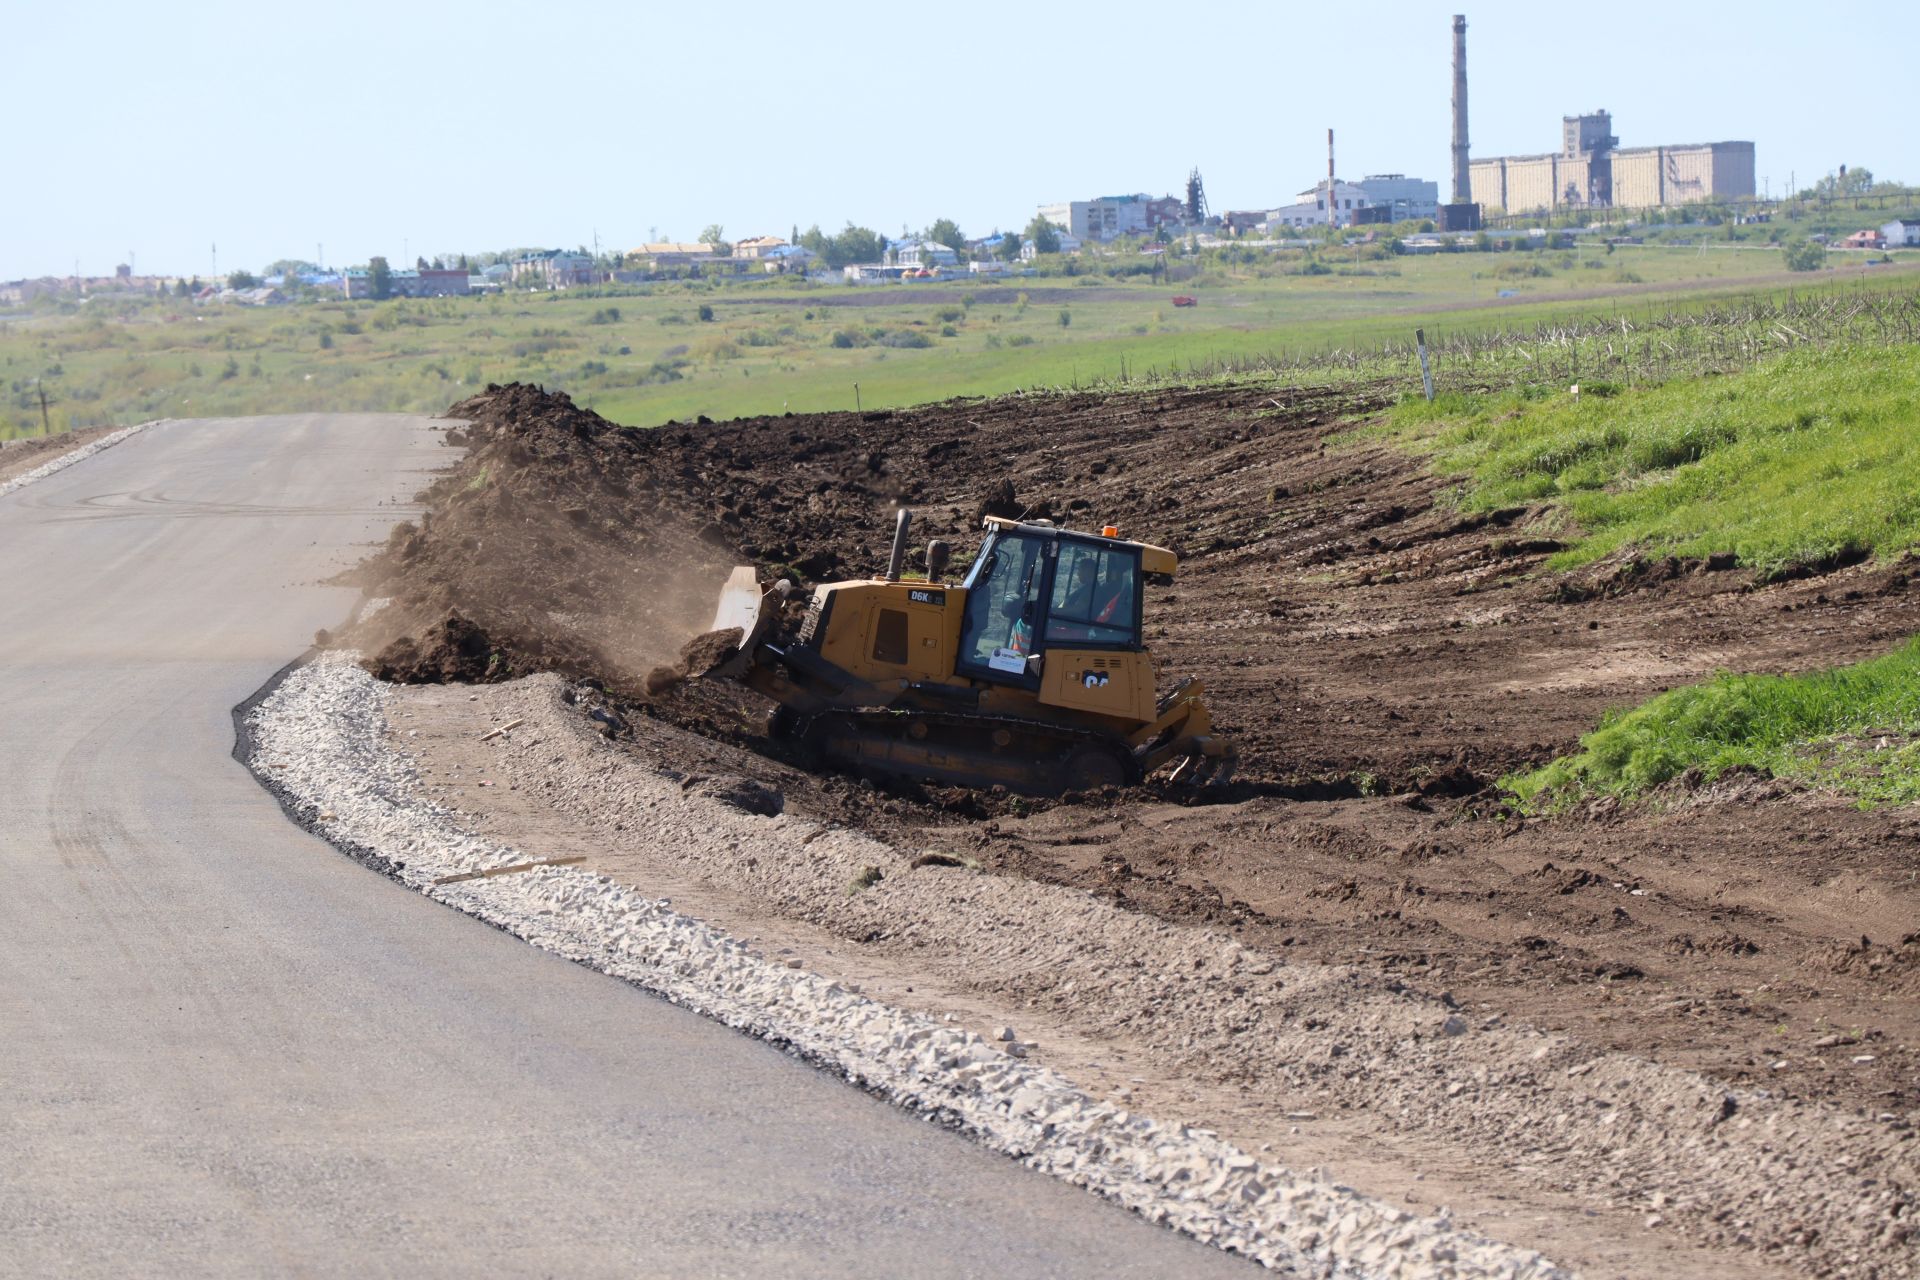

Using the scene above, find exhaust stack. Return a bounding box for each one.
[885,508,913,580]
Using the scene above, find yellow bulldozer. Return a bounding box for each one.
[705,509,1234,795]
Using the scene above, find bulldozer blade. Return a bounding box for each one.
[710,566,762,636]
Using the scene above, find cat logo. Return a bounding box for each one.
[1080,670,1110,689]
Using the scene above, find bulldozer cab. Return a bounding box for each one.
[956,523,1143,688]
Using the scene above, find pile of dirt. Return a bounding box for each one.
[643,627,743,697]
[342,384,743,692]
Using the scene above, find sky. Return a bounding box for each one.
[6,0,1913,280]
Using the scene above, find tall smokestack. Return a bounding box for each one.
[1451,15,1471,205]
[1327,128,1337,227]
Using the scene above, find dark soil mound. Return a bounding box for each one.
[345,384,744,692]
[365,610,497,683]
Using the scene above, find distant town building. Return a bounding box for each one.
[1019,231,1082,260]
[1037,193,1182,243]
[628,243,719,270]
[1470,110,1755,215]
[1264,173,1443,230]
[389,268,470,297]
[511,250,596,287]
[886,240,959,268]
[1352,175,1440,222]
[1881,219,1920,247]
[759,244,815,273]
[732,235,787,259]
[1265,181,1376,230]
[1219,210,1271,236]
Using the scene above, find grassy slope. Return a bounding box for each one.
[1508,639,1920,806]
[1382,340,1920,805]
[1382,343,1920,578]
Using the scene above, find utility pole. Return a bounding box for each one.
[211,243,217,281]
[37,384,53,435]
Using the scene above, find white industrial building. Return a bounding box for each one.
[1263,174,1440,231]
[1039,197,1146,243]
[1352,174,1440,222]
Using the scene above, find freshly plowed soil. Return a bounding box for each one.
[356,381,1920,1124]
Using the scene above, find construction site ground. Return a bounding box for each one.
[344,382,1919,1276]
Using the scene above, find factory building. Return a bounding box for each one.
[1469,110,1754,215]
[1264,175,1441,230]
[1038,194,1187,242]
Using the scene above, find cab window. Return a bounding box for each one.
[1045,541,1139,647]
[958,533,1048,677]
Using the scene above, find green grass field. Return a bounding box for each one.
[5,242,1916,439]
[1507,637,1920,808]
[1379,342,1920,578]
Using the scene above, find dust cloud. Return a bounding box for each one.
[340,384,745,695]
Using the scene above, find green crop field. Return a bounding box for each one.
[4,238,1916,440]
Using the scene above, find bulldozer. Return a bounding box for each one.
[704,508,1234,795]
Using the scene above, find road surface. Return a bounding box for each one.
[0,416,1246,1277]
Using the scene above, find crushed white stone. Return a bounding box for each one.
[0,420,160,500]
[246,654,1568,1280]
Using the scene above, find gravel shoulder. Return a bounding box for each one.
[0,422,157,495]
[256,654,1570,1280]
[389,671,1913,1279]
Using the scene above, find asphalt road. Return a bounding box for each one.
[0,416,1247,1278]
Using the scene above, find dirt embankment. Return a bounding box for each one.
[354,381,1920,1131]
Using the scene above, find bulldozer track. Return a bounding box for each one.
[787,705,1142,795]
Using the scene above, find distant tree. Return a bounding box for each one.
[264,259,318,279]
[927,218,965,252]
[368,256,393,300]
[174,278,190,297]
[227,270,259,290]
[832,224,883,268]
[1024,215,1061,256]
[1782,239,1828,272]
[416,256,429,270]
[791,223,799,245]
[1802,166,1876,199]
[458,254,470,270]
[699,225,732,256]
